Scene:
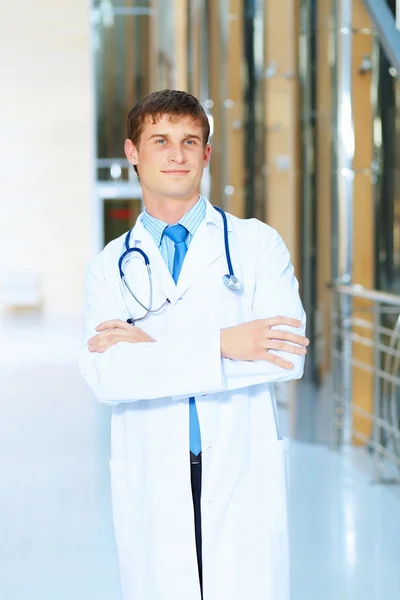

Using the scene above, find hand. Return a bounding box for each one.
[220,317,309,370]
[88,319,156,353]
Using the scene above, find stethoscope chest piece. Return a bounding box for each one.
[223,274,242,293]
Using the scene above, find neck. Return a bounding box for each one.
[142,191,201,224]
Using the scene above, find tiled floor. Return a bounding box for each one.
[1,317,400,600]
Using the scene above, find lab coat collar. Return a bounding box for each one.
[175,198,233,299]
[129,218,177,303]
[128,197,232,304]
[204,198,234,232]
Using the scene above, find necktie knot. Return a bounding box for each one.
[163,224,188,245]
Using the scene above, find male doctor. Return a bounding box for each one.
[79,89,308,600]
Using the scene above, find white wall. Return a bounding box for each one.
[0,1,93,316]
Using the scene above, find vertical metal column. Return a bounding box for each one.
[334,0,354,285]
[332,0,354,448]
[299,0,317,382]
[372,302,382,481]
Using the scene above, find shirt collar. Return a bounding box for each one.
[178,195,206,236]
[140,208,165,248]
[141,196,206,246]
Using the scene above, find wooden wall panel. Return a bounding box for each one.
[226,0,245,217]
[174,0,188,91]
[207,0,245,214]
[208,0,223,206]
[264,0,301,428]
[264,0,301,276]
[353,1,373,29]
[351,0,374,443]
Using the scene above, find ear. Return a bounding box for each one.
[124,139,139,166]
[203,144,212,168]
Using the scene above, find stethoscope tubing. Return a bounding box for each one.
[119,206,240,323]
[212,205,235,278]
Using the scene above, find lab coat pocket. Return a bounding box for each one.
[257,438,289,532]
[109,460,131,548]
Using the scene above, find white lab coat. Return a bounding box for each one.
[79,199,306,600]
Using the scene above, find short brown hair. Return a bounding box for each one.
[126,90,210,175]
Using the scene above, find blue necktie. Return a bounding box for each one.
[163,224,202,456]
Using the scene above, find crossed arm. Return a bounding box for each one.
[88,316,308,370]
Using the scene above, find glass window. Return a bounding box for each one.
[103,199,142,245]
[154,0,175,89]
[93,2,153,161]
[374,31,400,293]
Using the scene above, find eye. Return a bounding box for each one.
[185,139,196,146]
[156,138,166,145]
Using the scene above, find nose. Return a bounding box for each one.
[168,144,186,164]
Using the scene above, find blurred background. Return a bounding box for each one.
[1,0,400,598]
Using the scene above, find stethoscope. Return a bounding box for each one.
[118,205,242,324]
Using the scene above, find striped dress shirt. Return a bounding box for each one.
[141,195,206,270]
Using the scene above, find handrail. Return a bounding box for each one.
[363,0,400,75]
[330,282,400,307]
[330,282,400,482]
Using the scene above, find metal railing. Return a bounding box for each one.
[331,283,400,483]
[362,0,400,76]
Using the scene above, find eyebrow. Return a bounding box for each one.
[148,133,202,141]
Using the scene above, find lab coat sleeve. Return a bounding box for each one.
[221,221,306,390]
[78,254,224,404]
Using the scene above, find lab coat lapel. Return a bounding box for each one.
[130,219,177,304]
[176,218,224,300]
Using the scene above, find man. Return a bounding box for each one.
[79,89,308,600]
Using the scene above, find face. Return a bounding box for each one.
[124,114,211,201]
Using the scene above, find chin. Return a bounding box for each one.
[162,182,196,196]
[143,177,199,199]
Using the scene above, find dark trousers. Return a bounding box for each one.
[190,452,203,598]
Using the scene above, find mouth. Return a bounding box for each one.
[161,170,190,175]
